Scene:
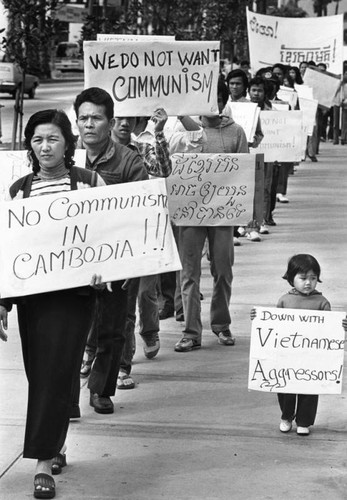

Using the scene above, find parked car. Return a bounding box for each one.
[54,42,84,73]
[0,62,40,99]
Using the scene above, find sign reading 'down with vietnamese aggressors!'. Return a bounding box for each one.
[248,307,346,395]
[83,40,220,116]
[0,179,181,298]
[166,153,256,226]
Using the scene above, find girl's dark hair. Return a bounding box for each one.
[24,109,76,174]
[282,254,322,286]
[226,69,249,96]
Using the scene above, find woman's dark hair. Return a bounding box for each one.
[74,87,114,121]
[24,109,77,174]
[282,254,322,286]
[226,69,249,96]
[288,66,303,85]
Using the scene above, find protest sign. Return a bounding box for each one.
[277,87,298,110]
[83,40,220,116]
[0,179,181,298]
[298,97,318,136]
[303,67,341,108]
[97,34,175,41]
[0,150,87,201]
[250,110,303,162]
[271,102,289,111]
[246,9,343,74]
[227,102,260,143]
[295,84,314,100]
[166,153,257,226]
[248,306,346,394]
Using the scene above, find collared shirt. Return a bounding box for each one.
[128,131,172,178]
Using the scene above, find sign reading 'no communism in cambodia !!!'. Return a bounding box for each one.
[0,179,181,298]
[83,40,220,116]
[248,307,346,395]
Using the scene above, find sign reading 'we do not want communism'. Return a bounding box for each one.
[83,40,220,116]
[0,179,181,298]
[248,307,346,395]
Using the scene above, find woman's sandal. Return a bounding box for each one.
[117,373,135,390]
[33,473,55,499]
[51,453,67,475]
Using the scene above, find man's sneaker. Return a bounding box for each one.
[277,193,289,203]
[279,419,292,433]
[297,426,310,436]
[246,230,261,242]
[89,393,114,414]
[142,332,160,359]
[237,226,246,237]
[174,338,201,352]
[259,224,269,234]
[233,237,241,246]
[213,329,235,346]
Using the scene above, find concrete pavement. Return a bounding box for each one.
[1,142,347,499]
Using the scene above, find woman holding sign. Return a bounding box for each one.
[0,109,106,499]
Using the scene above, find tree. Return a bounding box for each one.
[1,0,59,148]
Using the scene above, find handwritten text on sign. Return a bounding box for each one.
[83,40,220,116]
[248,307,346,394]
[166,153,255,226]
[250,111,303,162]
[0,179,181,298]
[246,9,343,74]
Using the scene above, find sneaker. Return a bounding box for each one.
[237,226,246,237]
[246,230,261,242]
[142,332,160,359]
[213,329,235,346]
[259,224,269,234]
[297,426,310,436]
[233,237,241,246]
[279,419,292,433]
[176,313,185,322]
[277,194,289,203]
[174,338,201,352]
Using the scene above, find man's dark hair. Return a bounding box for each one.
[74,87,114,120]
[226,69,249,95]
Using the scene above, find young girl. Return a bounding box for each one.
[251,254,347,436]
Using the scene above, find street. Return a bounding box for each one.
[0,79,84,145]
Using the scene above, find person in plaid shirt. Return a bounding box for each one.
[111,108,172,389]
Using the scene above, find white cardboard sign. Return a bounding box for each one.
[83,40,220,116]
[0,179,181,298]
[166,153,256,226]
[248,307,346,394]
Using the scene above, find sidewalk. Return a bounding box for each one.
[1,142,347,500]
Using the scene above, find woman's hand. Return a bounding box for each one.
[90,274,112,292]
[342,317,347,334]
[250,308,257,321]
[0,305,8,341]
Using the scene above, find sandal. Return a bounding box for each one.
[117,372,135,390]
[51,452,66,475]
[34,473,55,499]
